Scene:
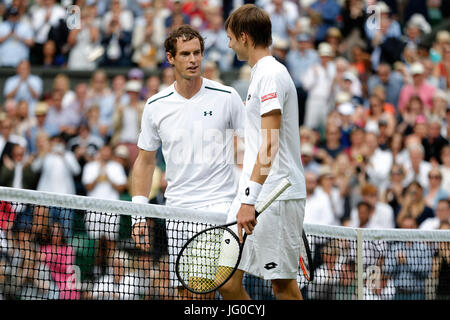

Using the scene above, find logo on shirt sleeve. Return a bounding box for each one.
[261,92,277,103]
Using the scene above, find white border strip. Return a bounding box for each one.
[2,187,450,242]
[0,187,228,225]
[303,223,450,242]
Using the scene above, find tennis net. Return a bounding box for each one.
[0,187,449,300]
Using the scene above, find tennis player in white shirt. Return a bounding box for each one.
[130,25,244,297]
[220,4,306,300]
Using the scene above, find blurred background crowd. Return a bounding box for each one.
[0,0,450,300]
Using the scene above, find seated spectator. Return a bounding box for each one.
[422,115,449,165]
[51,74,76,111]
[396,181,435,227]
[67,4,102,70]
[15,100,33,139]
[431,90,449,120]
[307,239,341,300]
[141,74,161,101]
[317,123,344,160]
[0,6,34,67]
[101,0,134,33]
[42,39,62,68]
[397,95,426,137]
[132,8,164,71]
[34,134,80,236]
[367,62,404,109]
[0,116,28,166]
[264,0,297,43]
[65,83,90,124]
[67,121,105,195]
[82,144,127,274]
[364,94,396,137]
[0,143,40,190]
[88,250,148,300]
[424,167,448,210]
[304,165,345,226]
[165,0,190,29]
[86,70,115,141]
[111,80,144,166]
[181,0,208,31]
[99,0,133,67]
[39,223,80,300]
[353,201,373,228]
[339,0,367,54]
[302,42,336,130]
[301,143,321,175]
[403,143,432,189]
[25,102,59,155]
[370,85,397,116]
[110,74,130,107]
[347,183,395,229]
[363,131,393,191]
[308,0,341,43]
[3,60,43,115]
[384,216,433,300]
[201,10,234,72]
[30,0,66,65]
[420,199,450,230]
[381,163,406,214]
[45,90,80,140]
[398,62,437,112]
[8,227,60,300]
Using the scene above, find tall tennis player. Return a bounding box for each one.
[130,25,244,298]
[220,4,306,300]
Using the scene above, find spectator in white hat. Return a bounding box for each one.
[302,42,336,130]
[111,80,144,166]
[398,62,437,111]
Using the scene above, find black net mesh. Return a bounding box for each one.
[1,199,449,300]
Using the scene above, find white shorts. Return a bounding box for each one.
[166,201,232,288]
[225,197,305,280]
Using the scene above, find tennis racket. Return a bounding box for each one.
[175,178,291,294]
[299,230,314,281]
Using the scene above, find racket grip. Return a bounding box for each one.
[255,178,291,216]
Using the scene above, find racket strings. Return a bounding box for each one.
[177,228,240,293]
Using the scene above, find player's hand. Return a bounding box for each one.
[236,204,257,243]
[132,221,151,251]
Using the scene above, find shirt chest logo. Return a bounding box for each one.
[203,110,213,116]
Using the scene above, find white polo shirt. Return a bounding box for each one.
[240,55,306,201]
[138,77,245,208]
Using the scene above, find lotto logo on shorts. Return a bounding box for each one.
[261,92,277,103]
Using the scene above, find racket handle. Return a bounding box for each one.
[255,178,291,217]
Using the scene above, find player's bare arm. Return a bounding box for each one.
[236,109,282,242]
[131,148,157,251]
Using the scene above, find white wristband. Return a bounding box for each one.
[241,181,262,205]
[132,196,148,225]
[132,196,149,204]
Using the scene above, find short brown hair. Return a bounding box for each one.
[224,4,272,48]
[164,24,204,58]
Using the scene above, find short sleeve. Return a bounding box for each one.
[258,73,283,116]
[137,104,161,151]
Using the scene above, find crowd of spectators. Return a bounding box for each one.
[0,0,450,300]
